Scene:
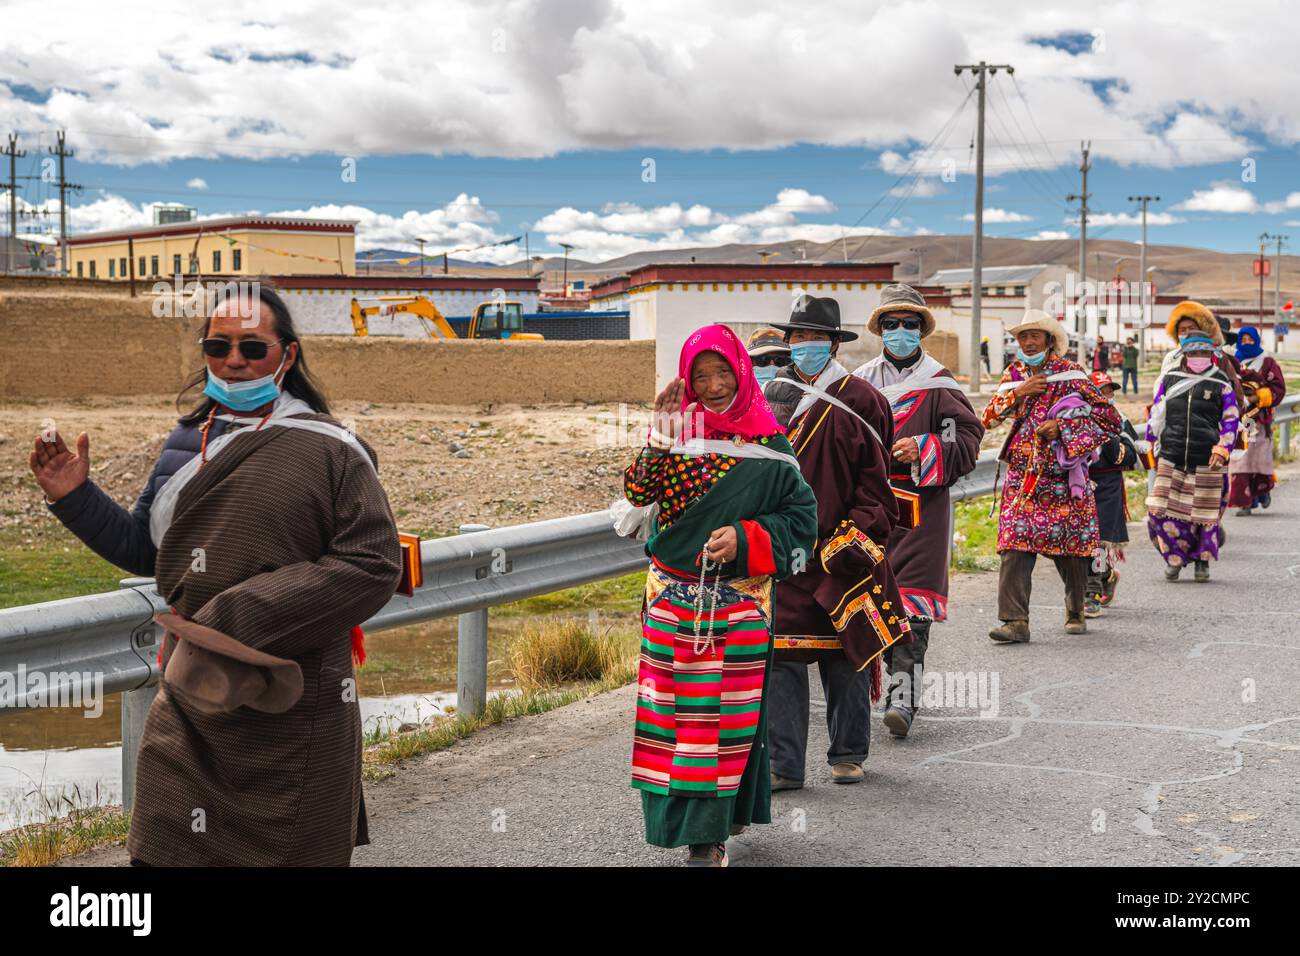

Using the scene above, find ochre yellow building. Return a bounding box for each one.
[64,216,357,280]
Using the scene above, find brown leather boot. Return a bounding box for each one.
[988,620,1031,643]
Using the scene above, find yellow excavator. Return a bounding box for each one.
[349,296,544,341]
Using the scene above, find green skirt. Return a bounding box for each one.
[641,647,774,849]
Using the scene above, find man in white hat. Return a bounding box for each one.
[981,310,1121,641]
[853,284,984,737]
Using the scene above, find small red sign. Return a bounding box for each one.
[1253,258,1271,277]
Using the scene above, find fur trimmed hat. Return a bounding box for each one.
[1166,300,1224,346]
[1007,309,1069,356]
[867,283,936,337]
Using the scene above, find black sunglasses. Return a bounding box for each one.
[879,316,923,331]
[753,354,793,368]
[200,337,284,360]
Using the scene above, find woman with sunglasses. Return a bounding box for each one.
[30,283,401,866]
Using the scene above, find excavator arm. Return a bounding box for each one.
[350,296,459,339]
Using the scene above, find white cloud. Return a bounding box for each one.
[1173,182,1300,214]
[46,184,892,264]
[1084,211,1183,227]
[533,188,889,260]
[962,208,1033,223]
[0,1,1293,167]
[186,177,208,189]
[1031,230,1070,240]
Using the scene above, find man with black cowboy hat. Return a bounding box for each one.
[764,294,910,788]
[853,283,984,738]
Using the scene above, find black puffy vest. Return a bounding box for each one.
[1159,369,1228,470]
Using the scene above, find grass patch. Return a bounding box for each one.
[499,572,644,616]
[362,618,640,776]
[507,618,639,693]
[951,499,1000,571]
[0,525,125,610]
[0,783,130,868]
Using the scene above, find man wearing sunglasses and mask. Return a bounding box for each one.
[762,295,910,790]
[853,284,984,739]
[30,283,401,867]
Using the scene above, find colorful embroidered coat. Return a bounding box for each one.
[856,354,984,621]
[770,370,911,694]
[982,356,1121,558]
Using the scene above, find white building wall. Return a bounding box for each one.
[633,280,892,389]
[283,286,540,337]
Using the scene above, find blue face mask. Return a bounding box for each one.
[753,364,779,385]
[790,342,833,376]
[1016,348,1046,367]
[203,352,288,412]
[882,328,922,358]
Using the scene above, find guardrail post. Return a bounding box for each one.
[120,682,158,813]
[1281,419,1292,457]
[119,578,162,814]
[457,524,491,718]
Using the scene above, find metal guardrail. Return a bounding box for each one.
[2,391,1296,811]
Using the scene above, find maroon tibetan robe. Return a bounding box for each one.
[769,367,910,698]
[854,354,984,621]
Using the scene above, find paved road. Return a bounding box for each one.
[70,471,1298,867]
[353,470,1300,867]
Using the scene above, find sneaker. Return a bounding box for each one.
[1099,569,1120,606]
[830,762,865,784]
[1260,492,1272,509]
[770,773,803,792]
[988,620,1031,643]
[1083,598,1103,619]
[686,842,728,867]
[1235,507,1253,516]
[1065,614,1087,635]
[1194,560,1210,583]
[1164,565,1181,581]
[882,704,915,738]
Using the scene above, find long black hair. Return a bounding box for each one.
[177,279,331,424]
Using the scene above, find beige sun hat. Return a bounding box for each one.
[1007,309,1069,356]
[867,283,936,337]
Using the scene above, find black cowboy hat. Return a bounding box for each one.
[770,294,859,342]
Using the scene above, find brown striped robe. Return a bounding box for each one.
[127,416,401,866]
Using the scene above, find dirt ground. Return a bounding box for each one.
[0,394,655,538]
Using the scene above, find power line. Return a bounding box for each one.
[844,83,978,260]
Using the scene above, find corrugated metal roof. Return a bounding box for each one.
[927,264,1051,285]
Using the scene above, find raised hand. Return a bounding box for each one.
[30,430,91,504]
[651,377,688,441]
[1015,373,1048,401]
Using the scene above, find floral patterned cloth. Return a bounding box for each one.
[982,355,1121,558]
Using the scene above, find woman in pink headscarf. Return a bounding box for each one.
[622,324,817,867]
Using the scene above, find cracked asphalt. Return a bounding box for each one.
[353,469,1300,867]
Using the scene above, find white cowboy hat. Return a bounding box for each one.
[1006,309,1068,356]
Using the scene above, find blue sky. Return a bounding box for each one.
[3,0,1298,262]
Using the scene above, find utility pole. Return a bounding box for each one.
[1258,232,1270,326]
[416,237,426,277]
[954,60,1014,394]
[559,241,574,295]
[1272,234,1287,352]
[1066,142,1091,335]
[1128,194,1159,365]
[4,134,25,275]
[48,131,80,277]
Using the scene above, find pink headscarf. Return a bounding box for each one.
[678,324,784,440]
